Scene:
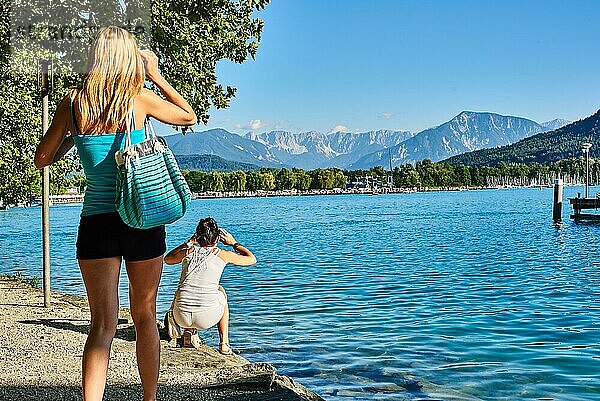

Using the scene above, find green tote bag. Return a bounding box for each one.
[115,111,191,229]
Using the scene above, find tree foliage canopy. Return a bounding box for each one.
[182,158,600,194]
[0,0,269,205]
[151,0,268,123]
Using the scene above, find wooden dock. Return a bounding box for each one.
[569,197,600,220]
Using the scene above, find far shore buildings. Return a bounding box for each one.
[346,176,392,190]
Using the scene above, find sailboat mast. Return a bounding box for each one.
[388,148,393,186]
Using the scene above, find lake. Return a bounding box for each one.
[1,187,599,400]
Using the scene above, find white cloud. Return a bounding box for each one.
[245,119,267,130]
[331,124,349,133]
[379,112,395,120]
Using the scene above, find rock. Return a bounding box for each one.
[0,276,324,401]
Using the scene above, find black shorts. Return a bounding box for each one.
[76,212,166,262]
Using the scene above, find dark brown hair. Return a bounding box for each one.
[195,217,219,246]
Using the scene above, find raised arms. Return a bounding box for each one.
[35,49,197,170]
[218,229,257,266]
[138,50,197,126]
[165,229,257,267]
[164,234,197,265]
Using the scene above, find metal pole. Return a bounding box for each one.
[553,178,563,221]
[586,150,590,198]
[41,60,51,308]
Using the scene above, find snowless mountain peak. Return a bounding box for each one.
[541,118,572,131]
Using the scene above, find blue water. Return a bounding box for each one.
[1,188,600,400]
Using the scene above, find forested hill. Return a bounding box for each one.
[445,110,600,166]
[175,154,260,172]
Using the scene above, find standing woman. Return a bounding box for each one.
[34,26,196,401]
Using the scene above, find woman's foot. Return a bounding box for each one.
[219,342,233,355]
[181,329,201,349]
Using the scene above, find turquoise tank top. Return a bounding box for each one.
[73,129,145,216]
[70,98,146,216]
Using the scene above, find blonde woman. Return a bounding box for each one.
[35,26,196,401]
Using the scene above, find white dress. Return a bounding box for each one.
[172,246,227,330]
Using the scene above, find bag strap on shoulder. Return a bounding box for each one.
[178,247,213,288]
[144,117,157,139]
[124,100,136,148]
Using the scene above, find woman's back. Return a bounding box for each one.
[73,129,145,216]
[70,93,147,216]
[175,247,226,312]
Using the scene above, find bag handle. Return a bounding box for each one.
[144,116,158,139]
[123,100,136,149]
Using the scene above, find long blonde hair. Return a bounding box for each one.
[74,26,145,134]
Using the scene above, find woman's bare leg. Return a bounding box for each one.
[79,257,122,401]
[125,255,163,401]
[217,285,230,353]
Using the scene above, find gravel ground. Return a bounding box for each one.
[0,277,323,401]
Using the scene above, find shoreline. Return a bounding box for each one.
[185,183,588,199]
[0,275,323,400]
[9,183,583,208]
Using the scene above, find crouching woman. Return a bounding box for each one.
[164,218,256,354]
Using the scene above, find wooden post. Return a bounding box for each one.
[553,178,563,221]
[41,60,51,307]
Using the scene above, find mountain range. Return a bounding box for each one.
[161,112,571,170]
[246,129,413,169]
[164,129,284,168]
[349,112,569,169]
[445,111,600,166]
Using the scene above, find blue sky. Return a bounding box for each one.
[197,0,600,135]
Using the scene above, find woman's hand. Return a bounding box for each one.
[219,229,236,246]
[139,49,160,82]
[137,49,198,126]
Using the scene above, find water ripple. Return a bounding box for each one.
[2,188,600,400]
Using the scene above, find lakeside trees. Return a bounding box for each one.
[181,157,600,194]
[388,159,600,188]
[3,151,600,201]
[183,167,347,192]
[0,0,269,206]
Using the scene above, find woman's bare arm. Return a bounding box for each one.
[220,245,257,267]
[164,235,196,265]
[138,50,197,126]
[33,96,73,168]
[218,229,257,266]
[34,96,73,169]
[51,136,75,163]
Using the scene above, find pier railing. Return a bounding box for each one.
[569,197,600,220]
